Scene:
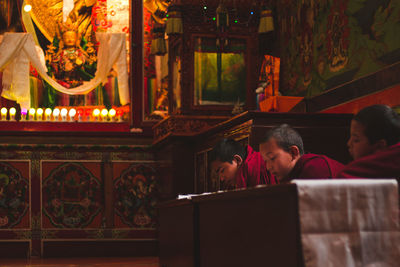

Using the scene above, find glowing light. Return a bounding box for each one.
[101,108,108,121]
[21,108,27,121]
[77,109,84,122]
[53,108,60,116]
[69,108,76,121]
[53,108,60,121]
[45,108,52,121]
[24,5,32,12]
[1,107,7,121]
[116,109,123,122]
[36,108,44,121]
[93,109,100,121]
[60,108,68,121]
[108,109,116,121]
[29,108,36,121]
[85,109,92,121]
[9,107,16,121]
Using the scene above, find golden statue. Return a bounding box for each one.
[143,0,169,24]
[44,21,97,106]
[26,0,97,42]
[46,22,96,88]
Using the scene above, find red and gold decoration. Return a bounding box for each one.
[42,162,103,228]
[0,162,29,228]
[114,164,157,228]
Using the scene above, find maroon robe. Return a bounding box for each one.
[282,154,344,183]
[236,145,277,188]
[336,142,400,178]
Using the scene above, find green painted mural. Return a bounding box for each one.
[277,0,400,97]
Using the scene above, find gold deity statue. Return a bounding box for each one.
[46,22,96,89]
[26,0,97,42]
[44,21,97,106]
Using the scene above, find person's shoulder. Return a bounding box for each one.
[299,154,327,167]
[301,153,342,163]
[299,153,343,178]
[389,142,400,151]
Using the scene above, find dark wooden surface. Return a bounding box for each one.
[0,257,159,266]
[41,240,158,258]
[158,184,304,267]
[158,199,196,267]
[0,242,30,258]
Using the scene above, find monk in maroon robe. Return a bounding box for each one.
[337,142,400,178]
[210,138,276,190]
[336,104,400,178]
[259,124,344,183]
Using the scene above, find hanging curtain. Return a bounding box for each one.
[0,32,129,109]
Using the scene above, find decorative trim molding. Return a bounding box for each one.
[152,115,229,144]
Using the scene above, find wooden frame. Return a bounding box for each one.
[187,33,257,115]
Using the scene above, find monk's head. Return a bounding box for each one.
[209,139,246,189]
[348,105,400,160]
[259,124,303,182]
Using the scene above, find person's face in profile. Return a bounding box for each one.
[347,120,378,160]
[259,138,298,182]
[211,156,241,190]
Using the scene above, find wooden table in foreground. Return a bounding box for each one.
[158,184,304,267]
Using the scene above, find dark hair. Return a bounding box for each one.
[209,138,247,163]
[260,124,304,155]
[353,104,400,146]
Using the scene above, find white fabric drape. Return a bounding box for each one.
[0,32,129,109]
[294,179,400,267]
[63,0,75,22]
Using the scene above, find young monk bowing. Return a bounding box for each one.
[336,104,400,178]
[259,124,344,183]
[209,138,276,190]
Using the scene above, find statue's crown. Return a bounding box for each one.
[58,21,78,35]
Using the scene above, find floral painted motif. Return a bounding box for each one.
[114,164,157,228]
[0,162,29,228]
[43,163,102,228]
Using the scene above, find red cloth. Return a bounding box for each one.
[236,145,277,188]
[283,154,344,183]
[336,142,400,178]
